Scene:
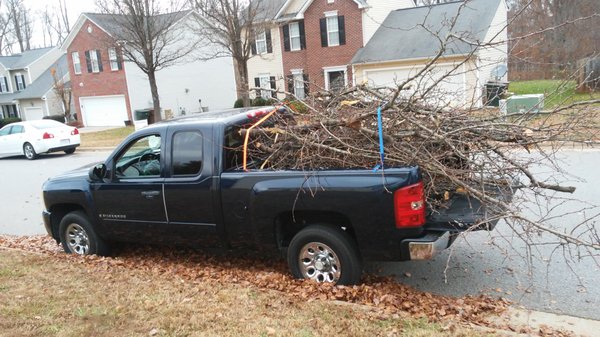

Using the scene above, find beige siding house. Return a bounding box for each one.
[352,0,508,108]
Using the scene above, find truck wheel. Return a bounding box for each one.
[23,143,38,160]
[59,211,110,256]
[287,224,362,285]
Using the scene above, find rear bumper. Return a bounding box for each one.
[400,231,450,260]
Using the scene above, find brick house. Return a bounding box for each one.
[247,0,414,98]
[61,11,236,127]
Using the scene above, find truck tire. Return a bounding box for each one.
[287,224,362,285]
[59,211,110,256]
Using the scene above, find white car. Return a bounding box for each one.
[0,120,80,160]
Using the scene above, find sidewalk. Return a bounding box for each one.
[486,307,600,336]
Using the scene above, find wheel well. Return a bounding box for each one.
[49,204,86,240]
[275,211,357,249]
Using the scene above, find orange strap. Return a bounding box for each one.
[243,108,278,171]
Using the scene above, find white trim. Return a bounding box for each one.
[290,69,303,75]
[276,0,366,20]
[324,10,338,17]
[323,65,348,91]
[352,53,472,67]
[289,22,301,51]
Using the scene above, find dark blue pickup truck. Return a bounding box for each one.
[42,107,491,285]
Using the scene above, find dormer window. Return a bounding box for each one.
[15,73,26,91]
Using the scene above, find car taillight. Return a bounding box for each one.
[43,132,54,139]
[71,128,79,135]
[247,109,268,119]
[394,182,426,228]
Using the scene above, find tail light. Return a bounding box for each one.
[247,109,269,119]
[71,128,79,135]
[42,132,54,139]
[394,182,426,228]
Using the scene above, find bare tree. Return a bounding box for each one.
[190,0,269,107]
[40,0,71,47]
[95,0,199,122]
[6,0,31,52]
[0,0,15,55]
[51,66,72,122]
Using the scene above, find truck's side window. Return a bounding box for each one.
[115,134,161,178]
[172,131,203,176]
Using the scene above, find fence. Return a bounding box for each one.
[576,57,600,92]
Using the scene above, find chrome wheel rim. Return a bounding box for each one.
[299,242,341,283]
[65,223,90,255]
[24,145,34,159]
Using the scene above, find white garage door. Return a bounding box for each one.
[365,64,466,106]
[80,95,128,127]
[22,107,44,121]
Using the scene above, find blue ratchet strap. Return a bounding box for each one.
[373,105,385,172]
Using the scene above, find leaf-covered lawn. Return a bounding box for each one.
[508,80,598,109]
[0,235,509,337]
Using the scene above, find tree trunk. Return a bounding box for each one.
[236,60,251,107]
[147,70,162,122]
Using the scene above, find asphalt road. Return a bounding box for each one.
[1,149,598,320]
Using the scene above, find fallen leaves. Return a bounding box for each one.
[0,235,508,326]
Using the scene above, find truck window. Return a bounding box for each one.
[115,134,162,178]
[223,125,244,171]
[172,131,203,176]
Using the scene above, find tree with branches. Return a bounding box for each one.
[6,0,31,53]
[96,0,200,122]
[190,0,271,107]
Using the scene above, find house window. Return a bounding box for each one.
[320,15,345,47]
[15,73,26,91]
[108,48,119,71]
[326,16,339,47]
[259,74,272,98]
[0,76,7,93]
[293,72,305,99]
[85,50,103,73]
[255,31,267,54]
[72,52,81,74]
[90,50,100,72]
[289,22,301,51]
[324,67,347,92]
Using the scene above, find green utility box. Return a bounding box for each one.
[500,94,544,114]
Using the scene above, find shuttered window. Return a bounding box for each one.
[72,52,81,74]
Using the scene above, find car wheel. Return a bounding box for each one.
[59,211,110,256]
[287,224,362,285]
[64,148,76,154]
[23,143,38,160]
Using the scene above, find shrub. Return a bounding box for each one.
[233,98,244,108]
[0,117,22,128]
[43,114,66,123]
[252,97,268,106]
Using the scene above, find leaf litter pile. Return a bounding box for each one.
[0,235,508,326]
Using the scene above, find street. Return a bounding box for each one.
[0,149,598,320]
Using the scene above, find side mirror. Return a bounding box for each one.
[89,163,107,182]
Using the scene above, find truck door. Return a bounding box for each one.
[91,132,166,242]
[162,127,220,245]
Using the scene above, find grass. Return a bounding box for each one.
[79,126,134,148]
[508,80,598,109]
[0,250,486,337]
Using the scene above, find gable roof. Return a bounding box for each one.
[0,47,55,70]
[61,10,193,50]
[250,0,287,22]
[275,0,368,20]
[351,0,502,64]
[13,54,68,100]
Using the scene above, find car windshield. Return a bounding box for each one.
[28,120,64,129]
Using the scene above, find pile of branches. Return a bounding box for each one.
[237,85,600,251]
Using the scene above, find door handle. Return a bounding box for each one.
[141,190,160,199]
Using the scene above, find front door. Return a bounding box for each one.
[91,133,166,242]
[163,128,220,246]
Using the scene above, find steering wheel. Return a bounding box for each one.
[138,152,158,164]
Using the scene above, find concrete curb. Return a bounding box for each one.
[488,307,600,336]
[77,147,114,152]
